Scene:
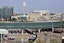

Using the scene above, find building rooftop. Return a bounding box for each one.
[33,10,49,14]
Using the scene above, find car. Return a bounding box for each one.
[8,35,15,40]
[28,34,37,41]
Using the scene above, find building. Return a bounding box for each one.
[3,6,13,20]
[27,12,41,22]
[11,14,27,21]
[27,10,50,22]
[27,10,63,22]
[33,10,49,14]
[50,13,62,21]
[61,14,64,21]
[0,8,3,19]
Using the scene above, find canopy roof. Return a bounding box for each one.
[0,29,8,34]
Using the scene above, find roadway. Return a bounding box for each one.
[0,21,62,29]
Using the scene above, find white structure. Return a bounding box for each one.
[27,12,41,22]
[50,13,62,21]
[0,29,8,34]
[62,14,64,21]
[11,14,27,21]
[27,10,50,22]
[22,2,26,15]
[33,10,50,21]
[33,10,49,16]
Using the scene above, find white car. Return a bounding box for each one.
[8,35,15,40]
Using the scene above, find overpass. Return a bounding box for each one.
[0,21,62,29]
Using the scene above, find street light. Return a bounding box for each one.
[52,21,54,41]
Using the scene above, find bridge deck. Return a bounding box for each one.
[0,21,62,29]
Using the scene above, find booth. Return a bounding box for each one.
[0,29,8,43]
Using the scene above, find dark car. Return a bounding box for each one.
[28,34,37,41]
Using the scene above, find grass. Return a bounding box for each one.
[36,38,44,43]
[28,40,33,43]
[50,38,61,43]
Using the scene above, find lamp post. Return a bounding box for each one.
[21,29,24,43]
[1,34,2,43]
[52,21,54,36]
[52,21,54,43]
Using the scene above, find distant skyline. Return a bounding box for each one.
[0,0,64,14]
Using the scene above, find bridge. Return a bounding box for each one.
[0,21,62,29]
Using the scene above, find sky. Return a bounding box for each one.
[0,0,64,14]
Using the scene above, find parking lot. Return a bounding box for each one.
[0,31,63,43]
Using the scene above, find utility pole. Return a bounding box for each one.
[52,21,54,43]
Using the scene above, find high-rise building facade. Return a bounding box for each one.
[0,8,3,18]
[3,6,13,20]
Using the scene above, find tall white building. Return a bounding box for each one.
[22,2,26,15]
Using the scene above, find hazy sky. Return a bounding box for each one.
[0,0,64,14]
